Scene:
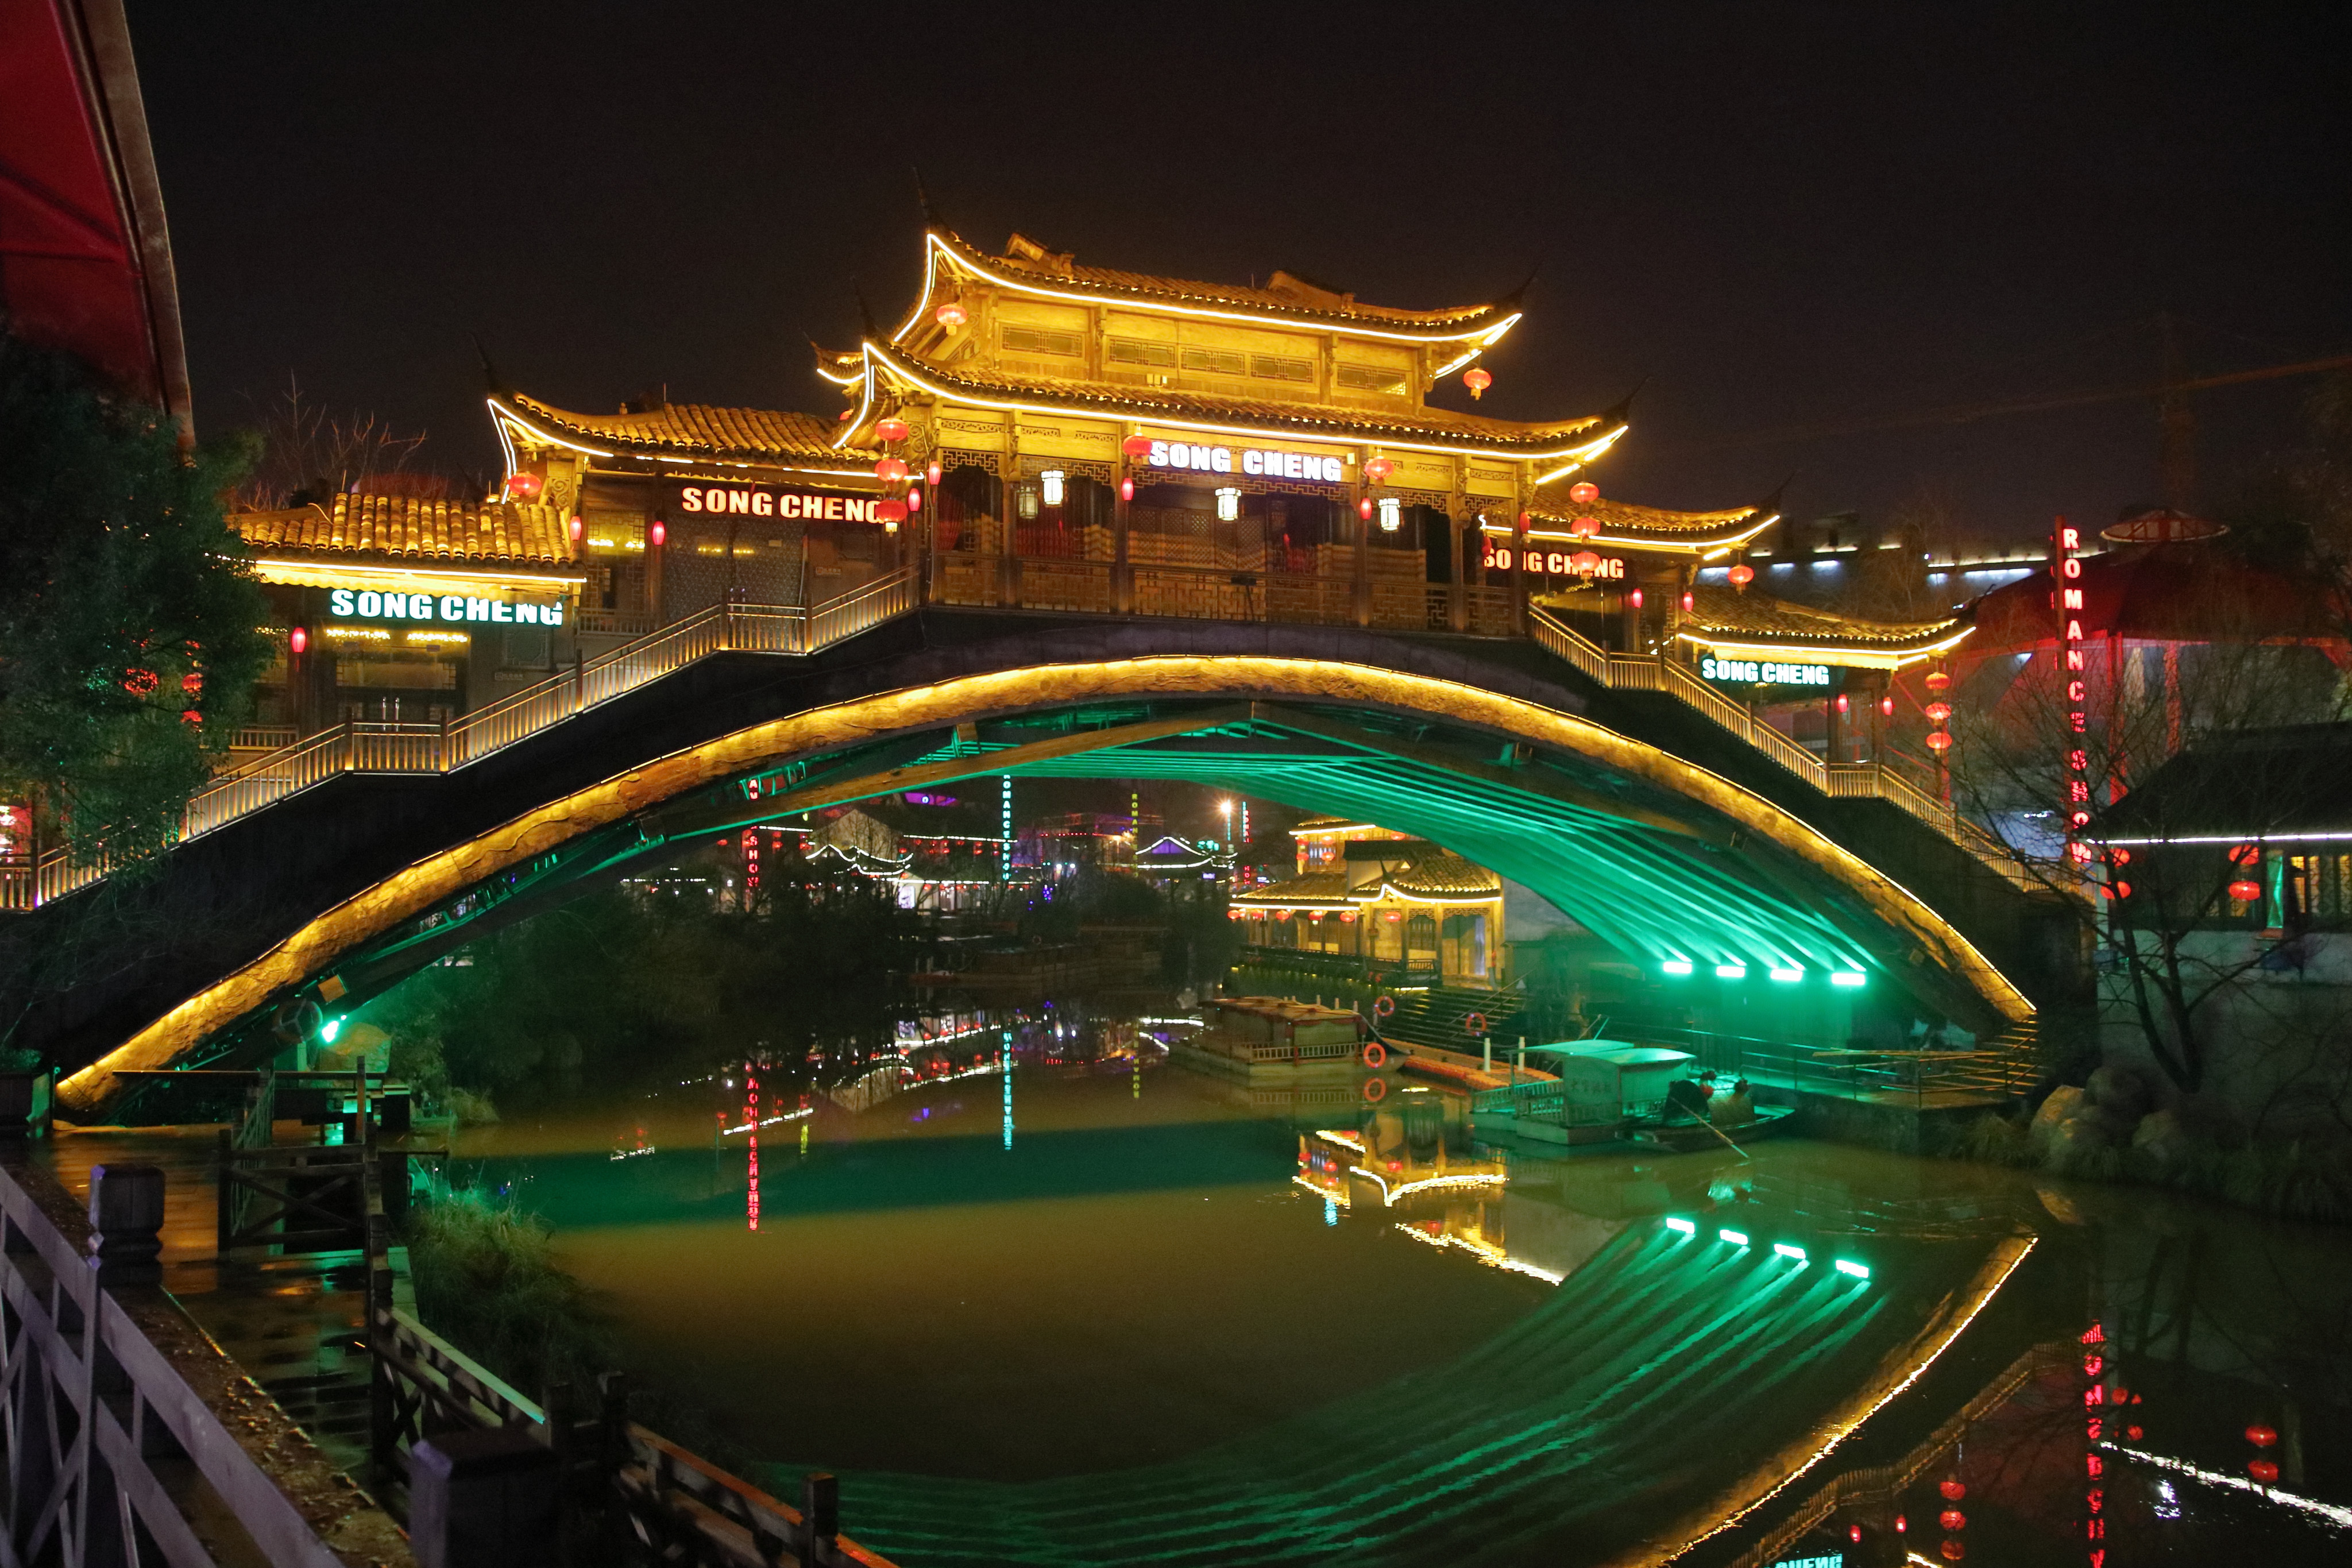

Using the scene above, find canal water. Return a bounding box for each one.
[449,1017,2352,1567]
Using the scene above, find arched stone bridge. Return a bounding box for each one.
[0,607,2073,1118]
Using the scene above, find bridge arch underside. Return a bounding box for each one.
[60,656,2029,1115]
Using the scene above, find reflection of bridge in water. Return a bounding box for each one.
[822,1216,2025,1568]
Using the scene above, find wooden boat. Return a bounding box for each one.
[1624,1103,1799,1152]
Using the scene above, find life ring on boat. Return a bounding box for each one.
[1362,1076,1388,1103]
[1463,1011,1489,1038]
[1362,1042,1388,1069]
[1373,995,1396,1018]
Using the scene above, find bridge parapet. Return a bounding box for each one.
[2,565,2038,913]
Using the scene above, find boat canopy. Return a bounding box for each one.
[1521,1041,1695,1069]
[1523,1042,1697,1115]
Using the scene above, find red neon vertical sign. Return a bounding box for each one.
[2055,517,2093,867]
[744,1063,760,1231]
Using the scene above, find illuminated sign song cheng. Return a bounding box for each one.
[1144,441,1344,482]
[1701,657,1833,688]
[328,589,565,626]
[676,485,882,521]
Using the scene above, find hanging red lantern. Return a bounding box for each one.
[1938,1480,1965,1502]
[1680,591,1694,613]
[926,459,943,486]
[1849,1527,1863,1544]
[504,472,543,501]
[180,671,203,694]
[649,519,667,549]
[1462,367,1492,399]
[1925,670,1952,692]
[2112,847,2132,865]
[1570,550,1601,574]
[1924,701,1952,723]
[2126,1424,2144,1441]
[2247,1424,2278,1448]
[1120,477,1135,502]
[1925,731,1953,754]
[288,626,308,656]
[1628,588,1644,609]
[1938,1543,1964,1562]
[876,500,908,534]
[875,457,909,483]
[569,514,585,544]
[874,417,909,443]
[1569,481,1600,504]
[905,485,922,513]
[2229,879,2262,902]
[1835,693,1850,715]
[122,668,159,696]
[838,408,852,421]
[1364,457,1394,482]
[2230,843,2261,866]
[1571,516,1600,538]
[1359,497,1375,520]
[1938,1510,1965,1532]
[1894,1515,1907,1534]
[934,302,968,333]
[1121,435,1155,459]
[181,708,202,724]
[2250,1459,2280,1484]
[2113,880,2133,899]
[1880,695,1895,717]
[1727,563,1755,588]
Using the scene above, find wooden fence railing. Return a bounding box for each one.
[0,1155,411,1568]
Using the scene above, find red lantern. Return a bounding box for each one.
[1849,1527,1863,1544]
[649,519,667,549]
[2230,879,2262,902]
[2112,847,2132,865]
[1364,457,1395,482]
[1571,516,1600,538]
[2126,1424,2143,1440]
[1359,497,1375,520]
[1120,477,1135,502]
[1924,701,1953,723]
[1462,367,1492,399]
[1680,591,1694,613]
[180,671,203,694]
[181,709,201,724]
[874,417,909,443]
[1727,563,1755,588]
[1938,1543,1964,1563]
[288,626,308,656]
[934,302,968,333]
[2113,881,2133,899]
[1835,693,1850,715]
[1938,1480,1965,1502]
[122,668,159,696]
[906,485,922,513]
[2247,1424,2278,1447]
[504,472,543,501]
[1938,1510,1965,1532]
[1121,435,1154,459]
[876,500,908,533]
[1894,1515,1907,1534]
[1569,481,1600,504]
[1925,731,1953,754]
[1628,588,1644,609]
[2230,843,2261,866]
[838,409,852,421]
[1925,670,1952,693]
[1570,550,1601,574]
[926,459,943,486]
[1881,696,1895,717]
[875,457,909,482]
[2250,1459,2280,1485]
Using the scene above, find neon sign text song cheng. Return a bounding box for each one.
[1701,658,1831,687]
[1145,441,1344,482]
[327,589,565,626]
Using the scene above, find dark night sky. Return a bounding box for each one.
[125,2,2352,543]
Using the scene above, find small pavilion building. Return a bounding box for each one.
[1231,818,1505,987]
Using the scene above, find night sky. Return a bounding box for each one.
[127,2,2351,544]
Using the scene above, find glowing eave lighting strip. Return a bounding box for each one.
[831,360,880,450]
[890,240,945,344]
[2098,830,2352,846]
[1534,424,1630,484]
[250,558,588,589]
[1673,625,1978,665]
[489,402,615,459]
[925,234,1520,346]
[1490,515,1776,555]
[862,342,1607,464]
[814,361,864,387]
[2101,1442,2352,1529]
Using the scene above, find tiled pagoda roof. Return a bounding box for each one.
[934,229,1518,336]
[866,339,1617,458]
[1521,484,1776,544]
[1675,585,1970,654]
[1233,851,1500,905]
[235,493,577,567]
[494,391,877,470]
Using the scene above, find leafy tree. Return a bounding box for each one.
[0,335,270,864]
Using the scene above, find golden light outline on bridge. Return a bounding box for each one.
[56,656,2031,1114]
